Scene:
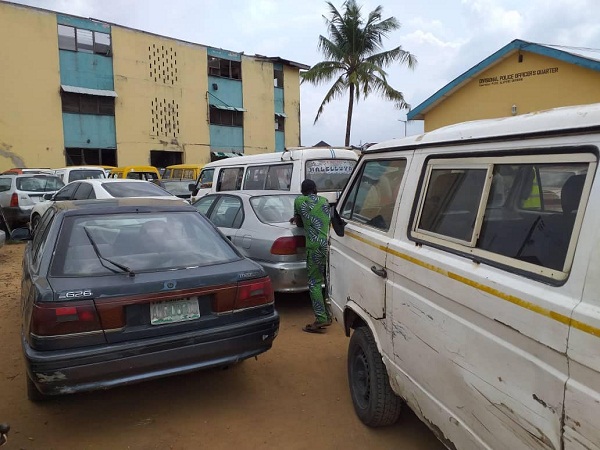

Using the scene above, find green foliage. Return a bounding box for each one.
[302,0,417,145]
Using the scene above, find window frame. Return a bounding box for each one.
[57,24,112,56]
[410,151,597,282]
[339,157,408,233]
[207,56,242,80]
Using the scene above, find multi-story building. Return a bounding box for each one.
[0,1,308,171]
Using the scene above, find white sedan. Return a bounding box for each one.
[30,179,182,229]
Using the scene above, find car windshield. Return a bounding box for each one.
[16,175,64,192]
[250,194,297,223]
[51,212,240,276]
[305,159,356,192]
[68,169,105,182]
[102,181,171,197]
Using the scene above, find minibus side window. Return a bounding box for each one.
[418,168,487,242]
[340,159,406,231]
[265,164,292,190]
[413,156,593,278]
[478,162,588,271]
[217,167,244,191]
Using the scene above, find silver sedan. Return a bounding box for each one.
[193,191,308,293]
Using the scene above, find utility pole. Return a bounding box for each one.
[398,119,409,137]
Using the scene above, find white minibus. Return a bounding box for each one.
[329,103,600,449]
[189,147,358,204]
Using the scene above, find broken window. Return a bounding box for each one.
[76,29,94,53]
[274,68,283,88]
[208,57,242,80]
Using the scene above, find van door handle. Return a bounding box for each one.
[371,266,387,278]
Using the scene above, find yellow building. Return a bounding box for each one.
[0,1,308,172]
[408,39,600,131]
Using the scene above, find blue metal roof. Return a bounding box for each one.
[408,39,600,120]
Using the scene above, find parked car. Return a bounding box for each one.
[193,191,308,292]
[0,174,64,230]
[1,168,53,175]
[52,166,106,184]
[30,179,182,230]
[108,165,161,181]
[13,198,279,400]
[163,163,204,181]
[160,179,196,200]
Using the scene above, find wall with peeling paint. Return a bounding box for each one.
[111,27,211,166]
[0,3,64,171]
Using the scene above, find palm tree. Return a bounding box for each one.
[302,0,417,146]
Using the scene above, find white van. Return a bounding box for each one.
[328,103,600,449]
[53,166,106,184]
[189,148,358,203]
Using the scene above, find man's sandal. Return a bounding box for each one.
[302,319,332,333]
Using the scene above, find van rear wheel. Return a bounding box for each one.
[348,326,402,427]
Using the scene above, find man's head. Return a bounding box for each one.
[301,179,317,195]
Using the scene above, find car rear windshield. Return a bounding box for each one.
[305,159,356,192]
[51,212,240,276]
[68,169,105,183]
[16,176,64,192]
[250,194,297,223]
[102,181,170,197]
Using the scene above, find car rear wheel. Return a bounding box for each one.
[26,375,47,402]
[348,326,402,427]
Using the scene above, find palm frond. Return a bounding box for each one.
[313,76,347,124]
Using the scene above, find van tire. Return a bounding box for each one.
[30,213,40,231]
[26,376,47,402]
[348,326,402,427]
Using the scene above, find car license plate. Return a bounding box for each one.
[150,298,200,325]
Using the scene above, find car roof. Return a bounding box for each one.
[75,178,158,185]
[0,173,60,179]
[54,166,107,171]
[205,190,299,198]
[53,198,194,216]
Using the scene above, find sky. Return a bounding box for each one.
[10,0,600,147]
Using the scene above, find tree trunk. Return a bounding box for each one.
[345,84,355,146]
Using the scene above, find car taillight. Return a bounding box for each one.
[9,193,18,207]
[31,301,102,336]
[270,236,306,255]
[235,277,274,310]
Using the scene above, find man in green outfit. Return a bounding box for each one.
[290,179,332,333]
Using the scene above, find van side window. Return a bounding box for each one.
[244,164,292,190]
[217,167,244,191]
[418,168,488,242]
[413,154,594,279]
[341,159,406,231]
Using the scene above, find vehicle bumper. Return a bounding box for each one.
[1,206,32,229]
[260,260,308,293]
[24,311,279,396]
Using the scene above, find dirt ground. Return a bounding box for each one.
[0,243,444,450]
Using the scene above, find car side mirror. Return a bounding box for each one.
[10,227,32,241]
[331,208,346,237]
[43,193,54,201]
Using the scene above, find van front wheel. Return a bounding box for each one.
[348,326,402,427]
